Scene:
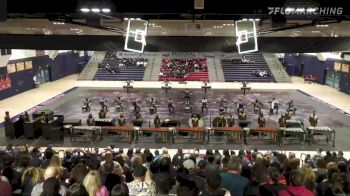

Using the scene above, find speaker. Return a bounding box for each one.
[0,0,7,22]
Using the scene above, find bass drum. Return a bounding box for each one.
[212,117,226,127]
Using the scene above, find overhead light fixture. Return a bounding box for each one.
[102,8,111,13]
[91,8,100,13]
[124,17,129,21]
[80,8,90,12]
[242,18,248,21]
[255,18,260,21]
[223,24,226,26]
[248,18,254,21]
[296,8,305,12]
[285,7,295,12]
[136,18,141,20]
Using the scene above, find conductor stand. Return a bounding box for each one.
[161,79,172,94]
[123,80,134,93]
[201,81,211,94]
[241,81,251,95]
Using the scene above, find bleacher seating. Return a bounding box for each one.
[221,53,276,82]
[93,52,147,81]
[159,57,209,81]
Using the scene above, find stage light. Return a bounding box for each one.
[80,8,90,12]
[101,8,111,13]
[91,8,100,13]
[124,18,129,20]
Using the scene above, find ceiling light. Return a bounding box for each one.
[296,8,305,12]
[242,18,247,21]
[159,25,162,28]
[136,18,141,20]
[285,7,295,12]
[91,8,100,13]
[248,18,254,21]
[307,8,317,12]
[102,8,111,13]
[334,35,339,37]
[124,18,129,20]
[223,24,226,26]
[129,18,135,20]
[255,18,260,21]
[80,8,90,13]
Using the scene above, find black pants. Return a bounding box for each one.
[168,106,175,113]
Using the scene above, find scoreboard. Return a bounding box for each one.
[124,19,148,53]
[235,20,258,54]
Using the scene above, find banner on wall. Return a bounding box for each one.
[25,61,33,70]
[7,63,16,73]
[16,62,25,71]
[334,62,341,71]
[342,63,349,73]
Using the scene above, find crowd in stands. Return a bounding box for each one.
[252,69,272,77]
[0,144,349,196]
[160,57,208,79]
[99,53,147,74]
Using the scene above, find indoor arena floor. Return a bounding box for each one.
[1,75,350,151]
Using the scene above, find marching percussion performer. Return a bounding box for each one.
[99,97,108,112]
[217,113,226,127]
[278,114,287,128]
[191,114,199,127]
[285,111,292,120]
[82,98,91,112]
[269,98,279,115]
[132,100,141,113]
[184,88,191,100]
[184,100,192,113]
[115,97,124,111]
[201,97,208,114]
[168,98,175,114]
[118,113,126,126]
[154,114,161,128]
[149,97,158,114]
[309,111,318,127]
[253,99,262,114]
[162,79,172,93]
[124,80,134,93]
[218,98,228,113]
[201,81,211,93]
[98,109,107,119]
[286,100,297,114]
[227,114,234,127]
[258,113,266,127]
[87,114,95,126]
[237,99,245,113]
[238,109,247,121]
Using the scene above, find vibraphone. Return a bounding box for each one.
[286,120,303,128]
[250,127,278,143]
[72,126,102,142]
[211,127,242,144]
[176,127,205,143]
[94,118,116,126]
[102,125,133,143]
[307,126,335,147]
[279,127,306,146]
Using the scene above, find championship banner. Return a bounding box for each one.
[7,63,16,73]
[16,62,25,71]
[124,19,148,53]
[25,61,33,70]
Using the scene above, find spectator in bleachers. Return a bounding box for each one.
[111,183,129,196]
[278,169,313,196]
[31,166,68,196]
[220,156,249,196]
[83,170,108,196]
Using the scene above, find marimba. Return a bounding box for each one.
[139,127,170,143]
[72,126,102,142]
[307,126,335,147]
[250,127,278,143]
[279,127,306,146]
[177,127,205,143]
[103,125,133,143]
[241,87,251,95]
[286,120,303,128]
[211,127,242,144]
